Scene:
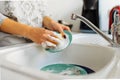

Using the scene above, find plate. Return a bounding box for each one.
[46,30,72,53]
[41,64,87,75]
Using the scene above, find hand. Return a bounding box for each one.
[49,21,71,37]
[0,18,59,45]
[43,16,71,38]
[26,27,59,44]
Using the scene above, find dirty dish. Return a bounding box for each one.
[46,30,72,53]
[73,64,95,74]
[41,64,87,75]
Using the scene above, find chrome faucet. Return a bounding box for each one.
[71,13,120,47]
[112,10,120,45]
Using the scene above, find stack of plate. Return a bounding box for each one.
[41,64,95,76]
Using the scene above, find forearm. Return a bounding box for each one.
[0,18,32,37]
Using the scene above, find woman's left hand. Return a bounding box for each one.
[49,21,71,37]
[43,16,71,38]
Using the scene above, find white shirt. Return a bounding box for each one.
[0,1,48,27]
[0,1,49,46]
[0,13,7,25]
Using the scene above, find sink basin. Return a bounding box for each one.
[72,33,111,46]
[0,41,117,79]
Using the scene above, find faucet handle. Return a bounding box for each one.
[113,9,120,25]
[71,13,77,20]
[112,9,120,44]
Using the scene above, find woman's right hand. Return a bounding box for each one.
[26,27,59,45]
[0,18,59,46]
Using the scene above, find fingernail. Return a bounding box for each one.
[61,33,66,39]
[63,35,66,39]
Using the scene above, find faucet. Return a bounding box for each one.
[71,13,120,47]
[112,9,120,45]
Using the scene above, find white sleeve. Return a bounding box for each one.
[0,13,7,25]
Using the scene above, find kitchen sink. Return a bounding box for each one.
[0,39,117,79]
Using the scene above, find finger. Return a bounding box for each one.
[57,27,66,38]
[49,35,61,43]
[62,26,71,32]
[45,41,56,49]
[45,35,59,45]
[41,41,56,49]
[46,31,59,39]
[60,32,66,39]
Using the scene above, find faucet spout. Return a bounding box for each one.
[71,13,119,47]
